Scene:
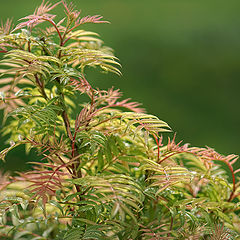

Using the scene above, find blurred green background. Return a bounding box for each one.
[1,0,240,172]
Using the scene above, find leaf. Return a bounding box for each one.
[97,150,104,172]
[121,112,171,137]
[0,50,56,79]
[104,142,112,163]
[64,228,84,240]
[71,175,144,222]
[0,91,5,101]
[49,200,64,215]
[8,100,62,134]
[215,210,232,224]
[142,159,191,194]
[0,141,21,162]
[62,48,121,76]
[38,56,62,65]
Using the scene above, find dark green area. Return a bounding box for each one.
[1,0,240,172]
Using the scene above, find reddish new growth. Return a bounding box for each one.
[1,1,239,237]
[14,1,60,32]
[8,0,108,47]
[70,76,144,113]
[157,136,239,202]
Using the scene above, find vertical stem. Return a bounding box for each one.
[153,135,160,162]
[168,216,173,237]
[227,161,236,202]
[61,107,82,192]
[61,109,73,140]
[58,90,82,187]
[52,19,84,189]
[35,73,83,192]
[35,75,48,100]
[27,41,31,52]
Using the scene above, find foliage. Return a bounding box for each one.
[0,1,240,239]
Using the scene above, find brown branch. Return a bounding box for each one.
[58,93,82,185]
[90,115,120,129]
[35,75,48,100]
[61,110,73,140]
[153,135,161,162]
[55,153,73,175]
[40,17,63,43]
[27,40,31,52]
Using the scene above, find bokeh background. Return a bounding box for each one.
[0,0,240,172]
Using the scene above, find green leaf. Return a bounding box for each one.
[97,150,104,172]
[0,141,21,162]
[104,142,112,163]
[108,136,119,156]
[82,225,107,240]
[64,228,84,240]
[121,112,171,137]
[215,210,233,224]
[119,203,137,223]
[49,200,64,215]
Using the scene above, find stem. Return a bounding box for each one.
[35,73,82,186]
[153,135,160,162]
[90,115,120,129]
[53,22,84,189]
[42,17,63,43]
[57,24,69,58]
[61,109,73,140]
[55,153,73,175]
[61,108,82,182]
[158,152,179,164]
[39,38,52,56]
[168,216,173,237]
[27,41,31,52]
[226,161,236,202]
[35,75,48,100]
[62,36,71,46]
[56,85,82,189]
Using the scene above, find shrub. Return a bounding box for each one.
[0,1,239,239]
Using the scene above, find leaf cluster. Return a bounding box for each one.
[0,1,240,239]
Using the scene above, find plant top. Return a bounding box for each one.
[0,1,239,239]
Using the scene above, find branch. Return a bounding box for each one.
[61,109,73,140]
[35,74,48,100]
[226,160,236,202]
